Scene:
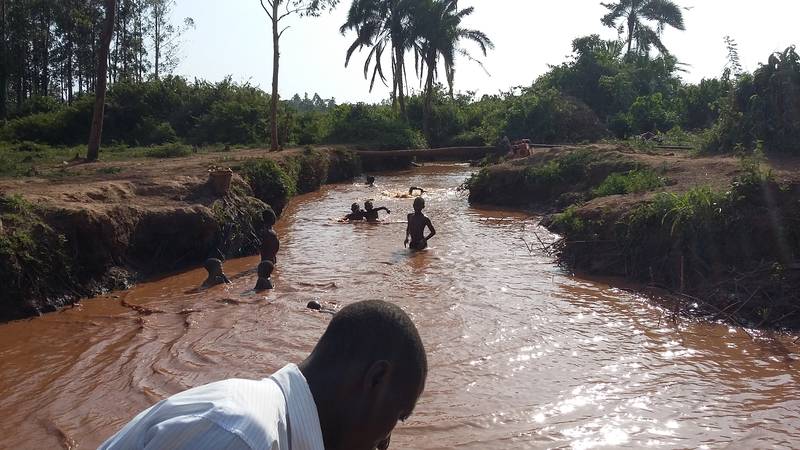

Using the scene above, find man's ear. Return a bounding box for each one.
[363,360,392,391]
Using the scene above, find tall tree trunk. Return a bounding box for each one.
[0,0,7,120]
[626,13,634,55]
[269,0,279,152]
[87,0,116,162]
[153,2,160,79]
[394,43,406,118]
[41,5,50,96]
[422,55,435,141]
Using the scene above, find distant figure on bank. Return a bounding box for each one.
[99,300,428,450]
[408,187,426,196]
[366,175,376,186]
[260,208,280,264]
[363,200,391,222]
[202,258,230,288]
[255,260,275,291]
[404,197,436,250]
[345,202,365,221]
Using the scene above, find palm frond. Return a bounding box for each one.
[640,0,685,31]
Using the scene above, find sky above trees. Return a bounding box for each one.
[173,0,798,103]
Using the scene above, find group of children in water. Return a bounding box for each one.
[202,208,279,291]
[201,175,436,291]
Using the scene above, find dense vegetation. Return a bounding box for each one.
[1,0,799,169]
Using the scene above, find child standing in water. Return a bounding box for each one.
[260,208,279,264]
[405,197,436,250]
[255,260,274,291]
[202,258,231,287]
[363,200,390,222]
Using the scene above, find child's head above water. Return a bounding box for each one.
[350,202,360,213]
[413,196,425,212]
[262,207,277,227]
[364,200,374,211]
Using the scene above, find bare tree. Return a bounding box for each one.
[87,0,116,162]
[147,0,194,79]
[259,0,338,152]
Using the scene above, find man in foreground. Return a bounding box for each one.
[99,300,428,450]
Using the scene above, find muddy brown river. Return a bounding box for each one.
[1,164,799,449]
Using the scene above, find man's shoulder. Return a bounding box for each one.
[102,378,287,450]
[164,378,287,445]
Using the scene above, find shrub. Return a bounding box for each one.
[240,159,296,215]
[593,169,666,197]
[323,103,427,150]
[144,143,192,158]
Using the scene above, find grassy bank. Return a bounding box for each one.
[466,145,800,329]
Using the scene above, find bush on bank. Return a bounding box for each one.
[549,164,800,327]
[239,149,362,215]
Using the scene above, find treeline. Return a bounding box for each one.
[1,0,799,155]
[0,0,189,120]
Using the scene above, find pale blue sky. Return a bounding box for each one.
[172,0,799,103]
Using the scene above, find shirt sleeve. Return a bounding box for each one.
[140,416,255,450]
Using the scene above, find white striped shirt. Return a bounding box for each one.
[98,364,324,450]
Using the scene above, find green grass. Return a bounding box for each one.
[144,143,192,158]
[593,169,667,197]
[521,149,596,186]
[0,141,242,178]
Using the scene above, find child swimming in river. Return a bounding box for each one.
[363,200,390,222]
[260,208,279,264]
[202,258,231,288]
[255,260,274,291]
[405,197,436,250]
[344,203,366,221]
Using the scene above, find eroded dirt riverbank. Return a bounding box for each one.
[0,165,798,449]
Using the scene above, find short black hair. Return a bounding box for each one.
[262,207,277,226]
[311,300,427,387]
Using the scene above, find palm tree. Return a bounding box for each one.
[341,0,416,117]
[414,0,492,138]
[601,0,685,56]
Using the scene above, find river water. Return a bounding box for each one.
[0,164,798,449]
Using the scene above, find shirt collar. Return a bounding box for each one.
[270,364,325,450]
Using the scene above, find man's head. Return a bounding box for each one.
[366,176,375,186]
[364,200,374,211]
[204,258,224,276]
[413,197,425,213]
[262,207,277,227]
[351,202,360,213]
[257,260,274,278]
[301,300,427,450]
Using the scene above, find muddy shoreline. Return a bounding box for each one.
[466,145,800,329]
